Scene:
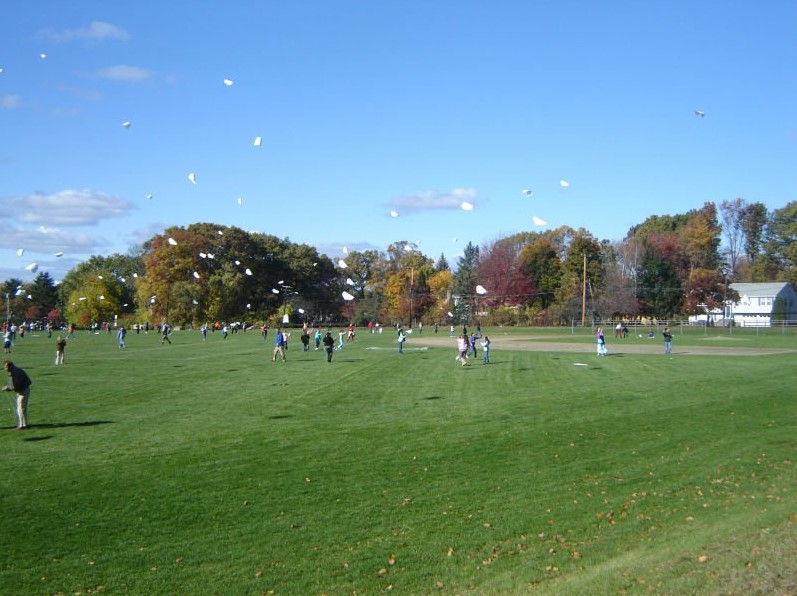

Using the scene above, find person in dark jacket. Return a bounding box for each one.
[322,331,335,363]
[2,360,32,430]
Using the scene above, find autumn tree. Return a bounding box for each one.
[519,235,562,309]
[477,236,535,310]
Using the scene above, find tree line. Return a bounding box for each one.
[2,200,795,328]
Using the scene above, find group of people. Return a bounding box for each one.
[455,333,490,365]
[596,325,674,356]
[270,326,340,363]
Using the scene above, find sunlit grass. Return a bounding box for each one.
[0,327,794,594]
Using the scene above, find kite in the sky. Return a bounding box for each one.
[694,109,705,117]
[532,216,547,226]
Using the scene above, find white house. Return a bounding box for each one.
[726,282,797,327]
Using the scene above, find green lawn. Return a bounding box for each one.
[1,326,794,594]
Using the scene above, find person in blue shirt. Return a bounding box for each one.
[272,328,287,362]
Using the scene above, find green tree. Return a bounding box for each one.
[29,272,60,322]
[763,201,797,284]
[451,241,479,323]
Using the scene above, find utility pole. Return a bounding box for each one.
[581,254,587,328]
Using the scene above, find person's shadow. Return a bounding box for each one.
[31,420,114,429]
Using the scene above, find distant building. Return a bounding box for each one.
[726,282,797,327]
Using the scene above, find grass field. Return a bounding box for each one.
[1,326,795,595]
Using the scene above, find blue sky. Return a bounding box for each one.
[1,1,795,283]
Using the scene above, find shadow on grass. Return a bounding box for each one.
[269,415,293,420]
[22,435,53,442]
[31,420,114,429]
[422,396,444,401]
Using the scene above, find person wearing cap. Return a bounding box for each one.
[2,360,32,430]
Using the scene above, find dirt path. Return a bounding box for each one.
[409,334,796,357]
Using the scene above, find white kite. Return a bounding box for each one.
[559,180,570,188]
[461,201,474,211]
[694,109,705,117]
[475,284,488,295]
[245,268,253,276]
[522,189,533,196]
[345,278,355,286]
[25,262,38,273]
[54,252,64,257]
[253,136,262,147]
[223,78,234,86]
[341,291,355,301]
[532,215,547,226]
[187,172,197,185]
[145,193,154,200]
[337,259,348,269]
[193,271,200,279]
[16,248,24,257]
[390,210,399,218]
[122,121,131,128]
[167,237,178,246]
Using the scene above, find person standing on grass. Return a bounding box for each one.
[300,331,310,352]
[336,329,345,351]
[3,328,12,354]
[397,328,407,353]
[117,326,127,349]
[161,323,172,344]
[481,336,491,364]
[469,333,478,357]
[596,326,607,356]
[663,327,673,354]
[322,331,335,362]
[314,327,322,350]
[456,334,469,366]
[273,328,287,362]
[55,335,66,365]
[2,360,32,430]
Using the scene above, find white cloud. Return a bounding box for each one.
[0,189,135,226]
[56,85,103,101]
[95,65,154,83]
[390,187,479,214]
[40,21,131,43]
[0,222,107,253]
[1,94,22,109]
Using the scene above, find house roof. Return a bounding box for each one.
[729,282,792,298]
